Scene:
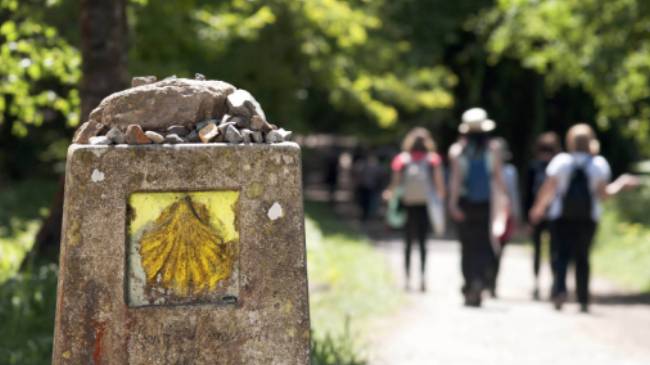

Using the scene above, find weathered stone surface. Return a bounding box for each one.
[164,133,185,144]
[145,131,165,144]
[106,127,125,144]
[226,89,266,120]
[72,120,105,144]
[224,124,243,143]
[53,143,309,365]
[89,136,111,145]
[266,128,293,144]
[126,124,151,145]
[167,125,189,137]
[131,75,157,87]
[88,78,236,130]
[198,122,219,143]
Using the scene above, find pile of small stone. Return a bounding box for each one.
[74,75,292,146]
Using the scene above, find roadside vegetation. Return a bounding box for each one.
[306,202,401,364]
[593,184,650,292]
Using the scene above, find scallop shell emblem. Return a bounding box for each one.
[138,196,236,297]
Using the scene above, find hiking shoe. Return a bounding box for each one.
[532,288,540,301]
[552,293,567,311]
[464,281,482,307]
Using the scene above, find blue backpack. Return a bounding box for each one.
[463,151,491,203]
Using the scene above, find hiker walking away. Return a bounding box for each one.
[529,124,639,312]
[448,108,509,307]
[487,137,522,298]
[384,128,446,292]
[525,132,561,300]
[352,149,383,223]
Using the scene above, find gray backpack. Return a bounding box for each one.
[401,153,432,205]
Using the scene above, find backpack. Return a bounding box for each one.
[401,153,432,205]
[561,160,593,221]
[462,150,491,203]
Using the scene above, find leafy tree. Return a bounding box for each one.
[129,0,457,134]
[0,0,81,182]
[475,0,650,156]
[0,0,80,136]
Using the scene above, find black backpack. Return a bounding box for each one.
[561,161,593,221]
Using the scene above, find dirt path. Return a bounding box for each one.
[367,239,650,365]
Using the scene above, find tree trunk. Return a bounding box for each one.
[80,0,129,120]
[31,0,128,264]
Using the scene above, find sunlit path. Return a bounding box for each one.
[368,240,650,365]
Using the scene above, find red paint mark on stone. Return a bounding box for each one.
[92,321,106,364]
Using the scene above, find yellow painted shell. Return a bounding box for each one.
[138,196,235,296]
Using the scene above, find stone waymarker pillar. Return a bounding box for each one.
[52,143,310,364]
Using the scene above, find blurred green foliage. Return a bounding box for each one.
[0,0,80,135]
[476,0,650,154]
[594,199,650,292]
[306,201,401,357]
[129,0,456,132]
[0,264,58,365]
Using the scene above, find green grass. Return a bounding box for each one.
[592,203,650,292]
[306,202,401,363]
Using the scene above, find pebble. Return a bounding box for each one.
[197,119,218,131]
[89,136,111,145]
[125,124,152,144]
[250,115,273,133]
[131,75,157,87]
[218,121,236,135]
[251,131,264,143]
[167,125,189,137]
[164,133,185,144]
[106,127,125,144]
[198,122,219,143]
[265,128,292,144]
[72,120,106,144]
[233,116,250,129]
[195,73,206,80]
[240,129,254,143]
[145,131,165,144]
[224,124,243,143]
[186,130,200,143]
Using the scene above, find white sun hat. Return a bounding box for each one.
[459,107,495,134]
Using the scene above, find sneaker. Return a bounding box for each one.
[532,288,540,301]
[552,293,567,311]
[464,281,483,307]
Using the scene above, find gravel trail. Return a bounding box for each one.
[368,239,650,365]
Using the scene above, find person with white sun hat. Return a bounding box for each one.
[448,107,508,307]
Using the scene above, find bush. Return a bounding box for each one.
[0,264,58,365]
[613,180,650,225]
[310,322,366,365]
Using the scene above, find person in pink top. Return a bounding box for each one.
[385,127,446,291]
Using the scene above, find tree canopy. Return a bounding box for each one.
[476,0,650,154]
